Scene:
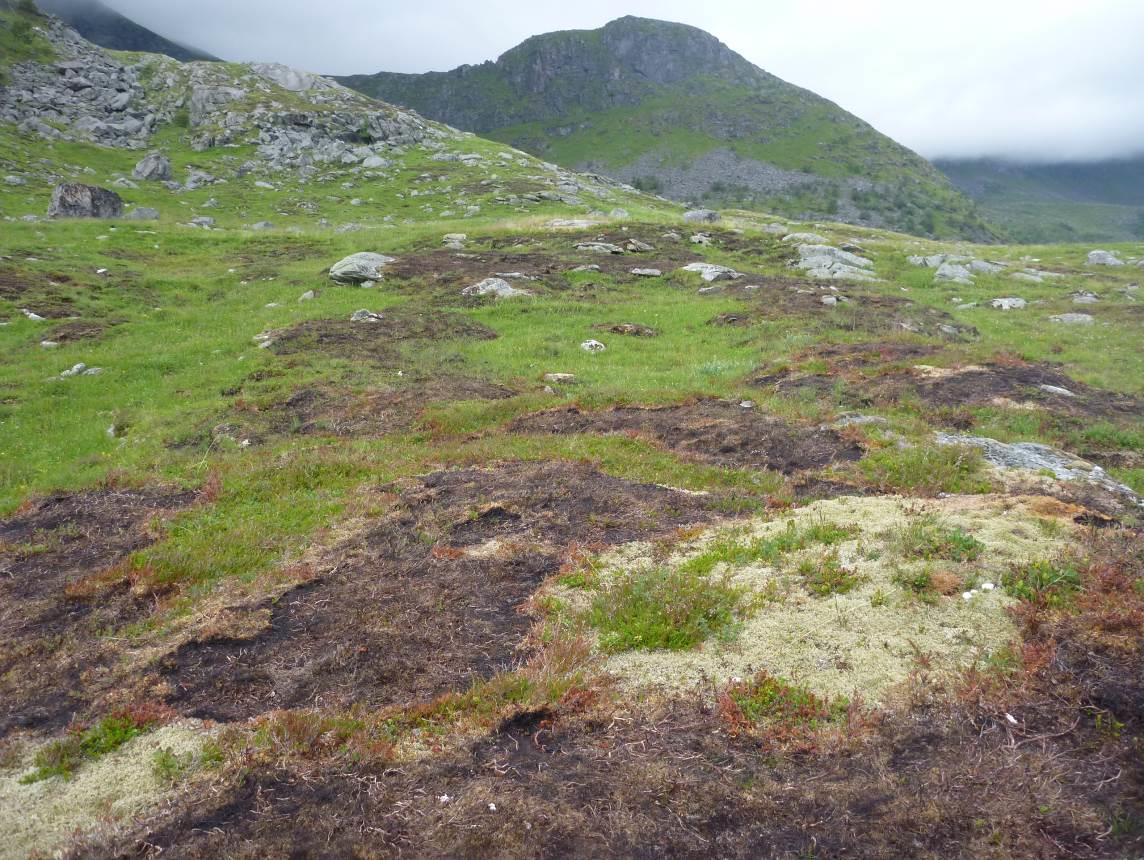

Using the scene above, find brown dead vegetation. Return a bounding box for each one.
[756,343,1141,423]
[0,489,194,736]
[86,529,1144,860]
[267,309,498,365]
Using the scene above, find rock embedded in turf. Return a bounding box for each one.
[1050,312,1095,325]
[349,310,384,323]
[991,297,1027,310]
[935,433,1141,506]
[683,209,721,223]
[543,373,576,384]
[581,339,607,353]
[782,232,828,244]
[329,252,396,284]
[680,262,742,282]
[576,241,625,255]
[631,268,662,277]
[47,183,123,219]
[461,277,531,298]
[126,207,160,221]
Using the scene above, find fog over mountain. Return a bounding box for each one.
[43,0,1144,163]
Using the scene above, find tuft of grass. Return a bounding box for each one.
[20,712,157,783]
[797,550,863,597]
[588,566,744,653]
[1003,558,1081,607]
[680,518,858,576]
[859,444,992,495]
[895,515,985,562]
[719,673,850,750]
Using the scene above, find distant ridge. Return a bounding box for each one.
[34,0,218,62]
[937,156,1144,243]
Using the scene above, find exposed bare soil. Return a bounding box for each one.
[158,463,727,722]
[509,400,863,473]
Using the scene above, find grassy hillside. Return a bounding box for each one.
[341,17,998,242]
[939,156,1144,243]
[1,22,1142,860]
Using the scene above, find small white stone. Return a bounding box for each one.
[488,803,497,812]
[580,339,606,353]
[962,591,974,601]
[981,582,995,591]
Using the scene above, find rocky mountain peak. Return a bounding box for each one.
[497,16,762,94]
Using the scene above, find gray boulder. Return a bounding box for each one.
[48,183,123,219]
[683,209,720,224]
[329,252,395,284]
[133,153,172,182]
[935,262,973,284]
[1087,250,1123,266]
[126,207,160,221]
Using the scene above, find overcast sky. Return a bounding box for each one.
[99,0,1144,163]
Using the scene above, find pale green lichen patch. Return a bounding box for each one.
[0,721,214,860]
[571,495,1074,704]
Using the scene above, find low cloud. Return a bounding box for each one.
[101,0,1144,163]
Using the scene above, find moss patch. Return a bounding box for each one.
[0,721,214,859]
[571,495,1073,704]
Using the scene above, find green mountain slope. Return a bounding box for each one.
[340,16,998,241]
[33,0,218,62]
[1,9,1143,857]
[937,156,1144,243]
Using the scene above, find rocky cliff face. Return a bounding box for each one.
[341,17,998,241]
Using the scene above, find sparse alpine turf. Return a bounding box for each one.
[0,8,1142,859]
